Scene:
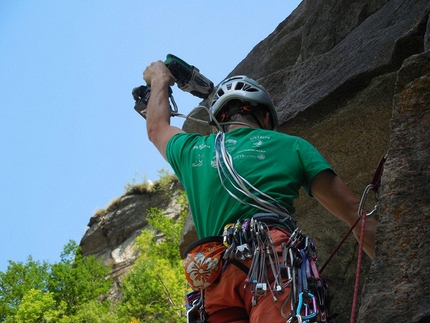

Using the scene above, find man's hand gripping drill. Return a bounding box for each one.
[132,54,214,119]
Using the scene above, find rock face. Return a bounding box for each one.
[80,180,184,300]
[80,0,430,320]
[358,51,430,322]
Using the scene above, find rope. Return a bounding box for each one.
[318,154,386,322]
[320,155,386,273]
[350,212,366,323]
[319,216,361,274]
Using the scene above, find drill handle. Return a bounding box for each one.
[132,85,175,119]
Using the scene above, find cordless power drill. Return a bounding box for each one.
[132,54,214,119]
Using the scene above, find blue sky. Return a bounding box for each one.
[0,1,301,272]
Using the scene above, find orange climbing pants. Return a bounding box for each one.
[204,227,293,323]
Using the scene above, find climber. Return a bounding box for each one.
[143,60,377,323]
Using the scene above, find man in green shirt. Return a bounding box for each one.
[143,61,377,323]
[167,128,332,239]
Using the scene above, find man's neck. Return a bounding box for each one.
[227,124,253,131]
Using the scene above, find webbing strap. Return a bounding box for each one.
[370,154,386,192]
[230,258,250,275]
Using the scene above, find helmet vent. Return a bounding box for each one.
[235,82,244,90]
[234,82,258,92]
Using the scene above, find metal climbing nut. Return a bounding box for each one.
[255,283,267,296]
[242,219,251,243]
[236,243,252,259]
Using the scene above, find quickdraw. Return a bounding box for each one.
[280,229,329,323]
[223,217,331,322]
[242,219,283,306]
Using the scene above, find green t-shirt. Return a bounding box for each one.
[166,128,332,238]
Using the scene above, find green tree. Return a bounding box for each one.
[13,289,58,323]
[56,299,119,323]
[0,176,190,322]
[119,231,188,323]
[119,191,189,323]
[0,240,113,322]
[48,240,112,316]
[0,256,49,321]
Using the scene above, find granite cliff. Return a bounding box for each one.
[80,0,430,321]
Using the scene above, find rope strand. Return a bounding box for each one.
[350,213,367,323]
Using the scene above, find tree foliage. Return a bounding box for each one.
[119,231,188,323]
[0,256,49,321]
[119,190,189,323]
[0,186,190,323]
[0,241,113,322]
[13,289,56,323]
[48,240,112,315]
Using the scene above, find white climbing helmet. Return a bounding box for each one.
[209,75,279,130]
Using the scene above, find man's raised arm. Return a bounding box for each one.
[143,61,184,160]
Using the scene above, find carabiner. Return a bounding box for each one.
[287,315,303,323]
[296,291,318,320]
[169,92,178,114]
[186,295,202,323]
[358,184,379,218]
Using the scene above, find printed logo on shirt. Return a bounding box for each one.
[225,139,237,152]
[234,153,266,161]
[192,154,204,168]
[249,135,270,148]
[192,143,211,150]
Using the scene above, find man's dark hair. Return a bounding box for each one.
[229,105,271,130]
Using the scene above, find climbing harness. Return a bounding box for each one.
[213,130,332,321]
[183,215,330,323]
